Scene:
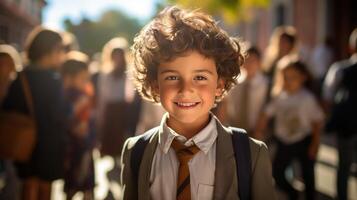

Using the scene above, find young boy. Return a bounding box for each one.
[121,6,276,200]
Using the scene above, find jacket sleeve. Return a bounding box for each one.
[250,140,277,200]
[120,137,137,200]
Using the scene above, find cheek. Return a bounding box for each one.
[158,84,175,100]
[199,84,219,100]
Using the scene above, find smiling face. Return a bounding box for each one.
[154,51,224,133]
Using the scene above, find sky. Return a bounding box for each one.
[42,0,160,31]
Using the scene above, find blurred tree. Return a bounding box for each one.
[63,10,142,56]
[167,0,270,24]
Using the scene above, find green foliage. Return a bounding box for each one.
[167,0,270,24]
[63,9,142,56]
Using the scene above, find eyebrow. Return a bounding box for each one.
[159,69,215,75]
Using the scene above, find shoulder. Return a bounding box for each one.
[228,126,268,153]
[331,59,352,69]
[254,72,268,85]
[300,89,318,105]
[327,59,351,76]
[123,126,160,151]
[248,137,268,156]
[248,137,267,149]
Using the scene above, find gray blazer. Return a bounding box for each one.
[120,118,276,200]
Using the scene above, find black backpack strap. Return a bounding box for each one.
[130,127,158,188]
[230,127,252,200]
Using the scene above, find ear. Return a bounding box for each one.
[215,78,225,97]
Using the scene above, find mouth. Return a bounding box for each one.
[174,102,200,109]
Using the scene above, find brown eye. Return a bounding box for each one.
[194,76,207,80]
[165,76,179,80]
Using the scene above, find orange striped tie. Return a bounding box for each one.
[171,139,200,200]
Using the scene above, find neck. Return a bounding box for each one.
[166,114,211,140]
[286,88,302,95]
[34,58,54,69]
[246,72,257,80]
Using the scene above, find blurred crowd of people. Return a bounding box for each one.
[0,24,356,200]
[0,27,145,200]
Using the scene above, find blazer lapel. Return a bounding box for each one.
[138,130,159,200]
[213,119,239,200]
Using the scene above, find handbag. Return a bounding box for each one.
[0,73,37,162]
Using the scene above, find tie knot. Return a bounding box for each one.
[171,139,200,164]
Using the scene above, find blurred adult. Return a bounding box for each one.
[223,46,268,133]
[0,44,21,104]
[96,37,141,160]
[2,27,67,200]
[263,26,299,100]
[0,44,22,200]
[323,28,357,200]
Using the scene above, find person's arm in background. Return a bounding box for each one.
[254,98,275,141]
[322,62,344,111]
[253,112,269,141]
[309,120,322,160]
[307,94,325,160]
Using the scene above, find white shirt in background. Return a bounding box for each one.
[265,89,324,144]
[226,72,268,131]
[135,101,166,135]
[311,43,334,79]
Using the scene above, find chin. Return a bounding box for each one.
[170,112,208,124]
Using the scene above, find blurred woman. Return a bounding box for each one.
[0,44,22,200]
[0,44,21,104]
[2,27,67,200]
[96,37,141,170]
[263,26,299,100]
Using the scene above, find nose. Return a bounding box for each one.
[178,79,194,94]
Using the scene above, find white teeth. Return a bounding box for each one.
[176,102,196,107]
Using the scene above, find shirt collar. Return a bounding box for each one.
[158,113,218,154]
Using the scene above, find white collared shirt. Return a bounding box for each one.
[149,113,217,200]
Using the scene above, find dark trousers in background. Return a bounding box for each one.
[0,160,19,200]
[273,135,315,200]
[337,134,357,200]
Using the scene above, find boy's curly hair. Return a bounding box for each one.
[131,6,245,103]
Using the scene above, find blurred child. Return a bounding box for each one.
[223,46,268,133]
[255,56,324,200]
[61,52,95,200]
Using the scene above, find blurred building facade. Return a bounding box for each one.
[0,0,46,49]
[236,0,357,60]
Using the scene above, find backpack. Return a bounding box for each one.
[130,127,252,200]
[325,63,357,136]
